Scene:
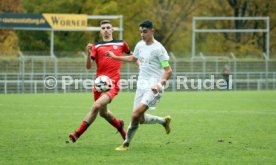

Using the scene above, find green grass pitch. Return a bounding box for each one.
[0,91,276,165]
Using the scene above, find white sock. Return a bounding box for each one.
[123,124,138,145]
[143,114,165,124]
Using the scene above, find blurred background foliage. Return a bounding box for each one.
[0,0,275,58]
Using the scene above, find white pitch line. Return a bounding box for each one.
[0,104,275,115]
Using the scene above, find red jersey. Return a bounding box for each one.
[90,40,131,101]
[91,40,131,81]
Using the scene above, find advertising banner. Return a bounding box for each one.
[0,13,87,30]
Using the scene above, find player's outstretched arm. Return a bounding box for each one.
[86,43,94,69]
[106,51,137,62]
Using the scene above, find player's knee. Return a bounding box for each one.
[99,110,107,118]
[139,116,145,124]
[91,108,98,115]
[129,124,138,129]
[132,111,140,121]
[92,102,103,111]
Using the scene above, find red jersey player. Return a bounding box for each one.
[69,20,131,143]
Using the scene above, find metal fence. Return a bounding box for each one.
[0,52,276,93]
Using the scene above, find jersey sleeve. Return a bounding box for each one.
[158,45,170,62]
[123,41,131,54]
[90,45,97,60]
[133,43,140,59]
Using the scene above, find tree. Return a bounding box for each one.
[116,0,204,54]
[19,0,91,56]
[193,0,275,57]
[0,0,23,56]
[1,0,275,58]
[226,0,274,56]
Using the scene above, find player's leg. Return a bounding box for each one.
[120,89,147,145]
[116,89,148,151]
[123,103,148,145]
[142,113,165,124]
[140,90,171,134]
[98,96,126,140]
[69,94,110,142]
[139,113,171,134]
[115,103,148,151]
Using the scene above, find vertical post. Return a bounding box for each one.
[4,74,7,94]
[31,58,34,93]
[266,17,270,59]
[266,17,270,89]
[18,55,21,94]
[53,55,58,93]
[215,58,218,74]
[230,53,237,90]
[247,73,249,90]
[173,58,176,92]
[43,58,46,77]
[203,59,206,80]
[169,52,177,92]
[20,54,25,93]
[34,81,37,94]
[233,60,237,91]
[43,78,45,93]
[64,85,67,93]
[234,60,236,91]
[80,74,83,93]
[50,30,54,56]
[273,73,275,89]
[190,58,194,72]
[119,15,123,40]
[192,17,196,58]
[265,57,268,89]
[200,53,206,79]
[257,80,261,90]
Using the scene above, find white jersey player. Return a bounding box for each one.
[134,39,168,109]
[106,20,173,151]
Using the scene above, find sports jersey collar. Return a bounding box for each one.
[95,40,124,48]
[142,39,157,46]
[96,39,123,45]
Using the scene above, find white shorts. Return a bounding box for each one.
[133,88,163,111]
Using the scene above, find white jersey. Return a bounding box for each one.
[133,39,169,90]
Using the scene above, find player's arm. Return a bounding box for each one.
[152,61,172,94]
[135,60,140,68]
[106,51,137,62]
[86,52,93,69]
[86,43,94,69]
[160,65,172,86]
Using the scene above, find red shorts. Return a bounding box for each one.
[93,81,120,101]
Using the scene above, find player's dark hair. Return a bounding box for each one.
[139,20,153,29]
[100,20,112,26]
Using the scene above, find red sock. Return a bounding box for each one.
[75,121,90,137]
[110,118,126,140]
[110,118,120,129]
